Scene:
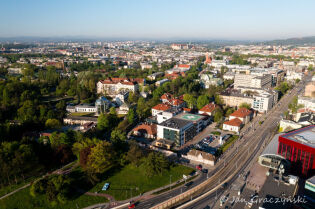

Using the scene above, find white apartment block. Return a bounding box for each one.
[252,93,274,113]
[234,74,272,89]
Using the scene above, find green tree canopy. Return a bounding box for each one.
[87,141,116,174]
[197,95,209,110]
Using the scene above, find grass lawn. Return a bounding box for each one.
[70,112,95,117]
[90,164,194,200]
[219,135,239,153]
[0,186,107,209]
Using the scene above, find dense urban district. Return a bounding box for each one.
[0,41,314,209]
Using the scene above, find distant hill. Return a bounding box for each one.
[263,36,315,45]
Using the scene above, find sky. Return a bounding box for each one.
[1,0,315,40]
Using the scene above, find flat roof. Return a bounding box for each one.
[281,125,315,148]
[261,133,282,156]
[159,118,192,129]
[306,175,315,186]
[174,113,205,122]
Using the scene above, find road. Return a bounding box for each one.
[111,75,311,209]
[179,76,312,209]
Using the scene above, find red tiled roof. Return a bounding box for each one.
[99,77,144,85]
[183,108,192,112]
[230,108,252,118]
[223,118,243,127]
[171,98,184,106]
[152,103,171,111]
[297,108,315,113]
[199,103,218,113]
[178,64,191,68]
[133,124,157,135]
[161,93,173,100]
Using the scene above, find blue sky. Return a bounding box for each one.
[1,0,315,40]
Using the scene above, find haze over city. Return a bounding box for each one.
[1,0,315,40]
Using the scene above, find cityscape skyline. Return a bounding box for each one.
[1,0,315,40]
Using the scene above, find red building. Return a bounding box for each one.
[277,125,315,176]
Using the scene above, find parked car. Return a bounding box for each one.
[196,164,202,170]
[102,183,110,191]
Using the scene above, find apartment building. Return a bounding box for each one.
[234,74,272,89]
[97,77,145,96]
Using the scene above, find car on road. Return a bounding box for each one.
[196,164,202,170]
[128,203,136,209]
[184,181,193,187]
[202,169,208,173]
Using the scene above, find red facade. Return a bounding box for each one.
[277,125,315,176]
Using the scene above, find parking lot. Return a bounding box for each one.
[180,123,235,156]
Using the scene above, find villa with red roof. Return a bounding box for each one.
[223,118,243,133]
[198,103,219,116]
[229,107,253,124]
[160,93,186,108]
[223,108,253,133]
[151,103,171,116]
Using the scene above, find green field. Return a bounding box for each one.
[0,163,194,208]
[90,164,194,200]
[218,135,239,154]
[0,187,107,209]
[70,112,95,117]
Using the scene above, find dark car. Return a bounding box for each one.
[184,181,193,187]
[202,169,208,173]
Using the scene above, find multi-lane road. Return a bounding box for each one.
[179,76,312,209]
[120,75,311,209]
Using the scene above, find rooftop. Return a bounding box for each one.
[230,107,253,118]
[152,103,171,111]
[223,118,243,127]
[174,113,205,122]
[159,118,192,129]
[199,103,218,113]
[281,125,315,148]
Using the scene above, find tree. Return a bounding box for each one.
[97,113,110,131]
[126,142,145,167]
[214,95,223,105]
[225,107,234,117]
[17,100,37,123]
[110,129,128,153]
[109,107,117,115]
[288,96,304,114]
[197,95,209,110]
[128,92,138,104]
[239,103,251,109]
[2,88,9,107]
[79,146,92,169]
[45,119,61,129]
[72,137,100,159]
[30,178,47,197]
[53,145,74,165]
[127,109,136,124]
[183,94,196,109]
[143,152,170,177]
[87,141,116,174]
[214,109,223,122]
[137,97,148,119]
